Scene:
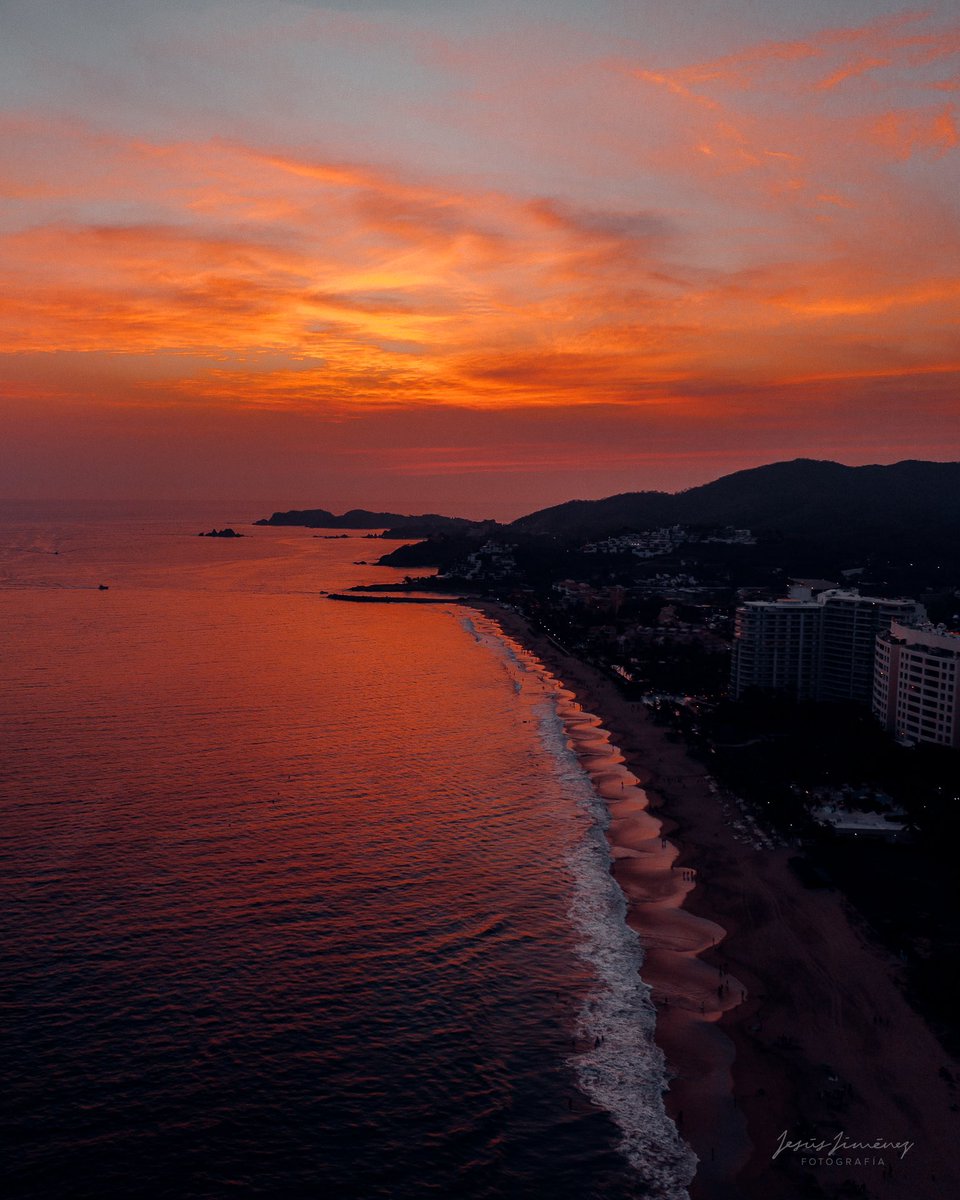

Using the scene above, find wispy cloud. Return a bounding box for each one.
[1,5,958,503]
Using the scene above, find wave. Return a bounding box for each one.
[537,700,697,1200]
[461,613,696,1199]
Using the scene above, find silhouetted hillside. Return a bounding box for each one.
[255,508,490,535]
[511,460,960,555]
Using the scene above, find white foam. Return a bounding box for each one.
[536,700,697,1199]
[460,613,696,1197]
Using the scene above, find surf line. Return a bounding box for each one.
[463,605,755,1194]
[463,609,699,1195]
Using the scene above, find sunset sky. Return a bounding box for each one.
[2,0,958,518]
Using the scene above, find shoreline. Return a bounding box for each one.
[466,599,960,1200]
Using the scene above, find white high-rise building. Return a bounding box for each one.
[873,622,960,748]
[731,590,924,702]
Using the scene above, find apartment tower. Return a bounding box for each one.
[731,589,924,702]
[873,622,960,748]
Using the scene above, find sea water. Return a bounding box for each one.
[0,514,692,1199]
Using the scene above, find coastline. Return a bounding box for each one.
[466,599,960,1200]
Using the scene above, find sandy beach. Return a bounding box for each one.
[468,600,960,1200]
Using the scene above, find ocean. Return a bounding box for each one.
[0,515,693,1199]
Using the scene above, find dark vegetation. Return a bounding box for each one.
[258,459,960,566]
[253,457,960,1053]
[512,458,960,561]
[664,694,960,1055]
[372,459,960,598]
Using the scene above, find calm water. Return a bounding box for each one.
[0,516,691,1199]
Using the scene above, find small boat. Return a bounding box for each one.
[98,584,109,590]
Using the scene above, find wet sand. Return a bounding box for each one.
[468,600,960,1200]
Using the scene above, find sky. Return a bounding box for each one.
[1,0,958,518]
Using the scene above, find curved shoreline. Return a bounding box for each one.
[464,599,960,1200]
[466,604,747,1196]
[554,683,750,1195]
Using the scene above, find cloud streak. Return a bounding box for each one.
[1,3,958,506]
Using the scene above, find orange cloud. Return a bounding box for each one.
[816,55,892,91]
[635,10,956,99]
[1,10,958,453]
[870,102,959,158]
[632,9,960,191]
[1,7,958,510]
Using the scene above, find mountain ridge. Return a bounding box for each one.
[255,459,960,556]
[509,459,960,549]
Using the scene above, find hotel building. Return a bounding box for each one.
[731,598,822,699]
[731,590,924,703]
[873,622,960,748]
[817,591,925,702]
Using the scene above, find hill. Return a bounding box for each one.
[511,460,960,555]
[255,508,491,536]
